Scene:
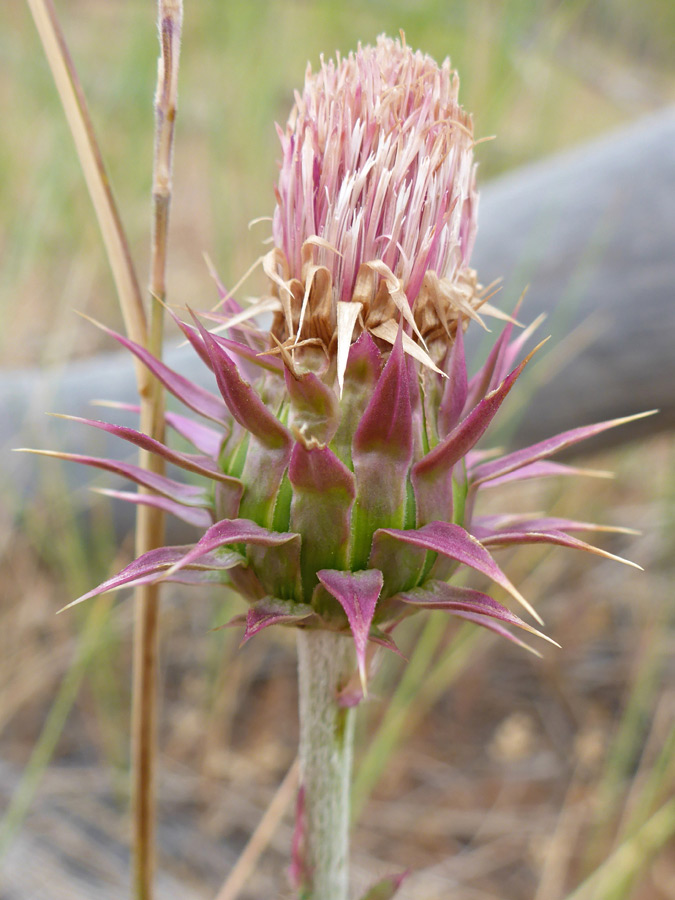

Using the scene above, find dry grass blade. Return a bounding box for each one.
[215,758,299,900]
[563,797,675,900]
[28,0,184,896]
[0,594,114,860]
[25,0,148,364]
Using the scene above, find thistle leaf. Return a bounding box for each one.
[368,626,406,659]
[284,368,340,445]
[331,332,382,468]
[90,400,224,456]
[472,411,657,486]
[196,319,291,451]
[164,517,300,579]
[171,306,283,378]
[165,410,225,456]
[475,459,615,488]
[412,340,544,525]
[377,521,542,624]
[60,544,243,611]
[212,330,284,375]
[165,306,214,370]
[248,535,303,601]
[481,529,642,569]
[193,316,293,523]
[54,415,236,486]
[444,609,542,656]
[368,529,427,598]
[289,443,356,601]
[204,253,269,340]
[89,319,230,424]
[240,598,316,644]
[357,871,409,900]
[316,568,384,692]
[351,329,412,568]
[17,449,212,508]
[473,515,639,538]
[437,317,467,437]
[92,488,213,528]
[464,294,524,409]
[500,311,547,379]
[398,581,557,645]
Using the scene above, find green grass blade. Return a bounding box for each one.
[564,797,675,900]
[0,593,113,860]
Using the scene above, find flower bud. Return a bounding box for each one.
[51,35,642,684]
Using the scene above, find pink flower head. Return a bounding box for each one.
[273,34,478,306]
[36,33,644,699]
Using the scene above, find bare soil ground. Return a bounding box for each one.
[1,434,673,899]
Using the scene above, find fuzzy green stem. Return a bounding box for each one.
[297,630,356,900]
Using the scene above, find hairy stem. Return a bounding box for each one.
[131,4,182,899]
[296,630,356,900]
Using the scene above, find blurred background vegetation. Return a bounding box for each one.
[3,0,675,367]
[1,2,674,898]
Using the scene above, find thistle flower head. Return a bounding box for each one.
[268,34,482,372]
[44,36,642,693]
[273,34,477,300]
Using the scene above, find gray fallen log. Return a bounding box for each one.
[3,108,674,520]
[467,104,675,447]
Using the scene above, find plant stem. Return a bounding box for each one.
[296,630,356,900]
[131,4,182,899]
[25,1,182,895]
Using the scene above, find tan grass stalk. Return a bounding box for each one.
[25,0,148,368]
[132,4,183,899]
[215,758,299,900]
[26,2,183,897]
